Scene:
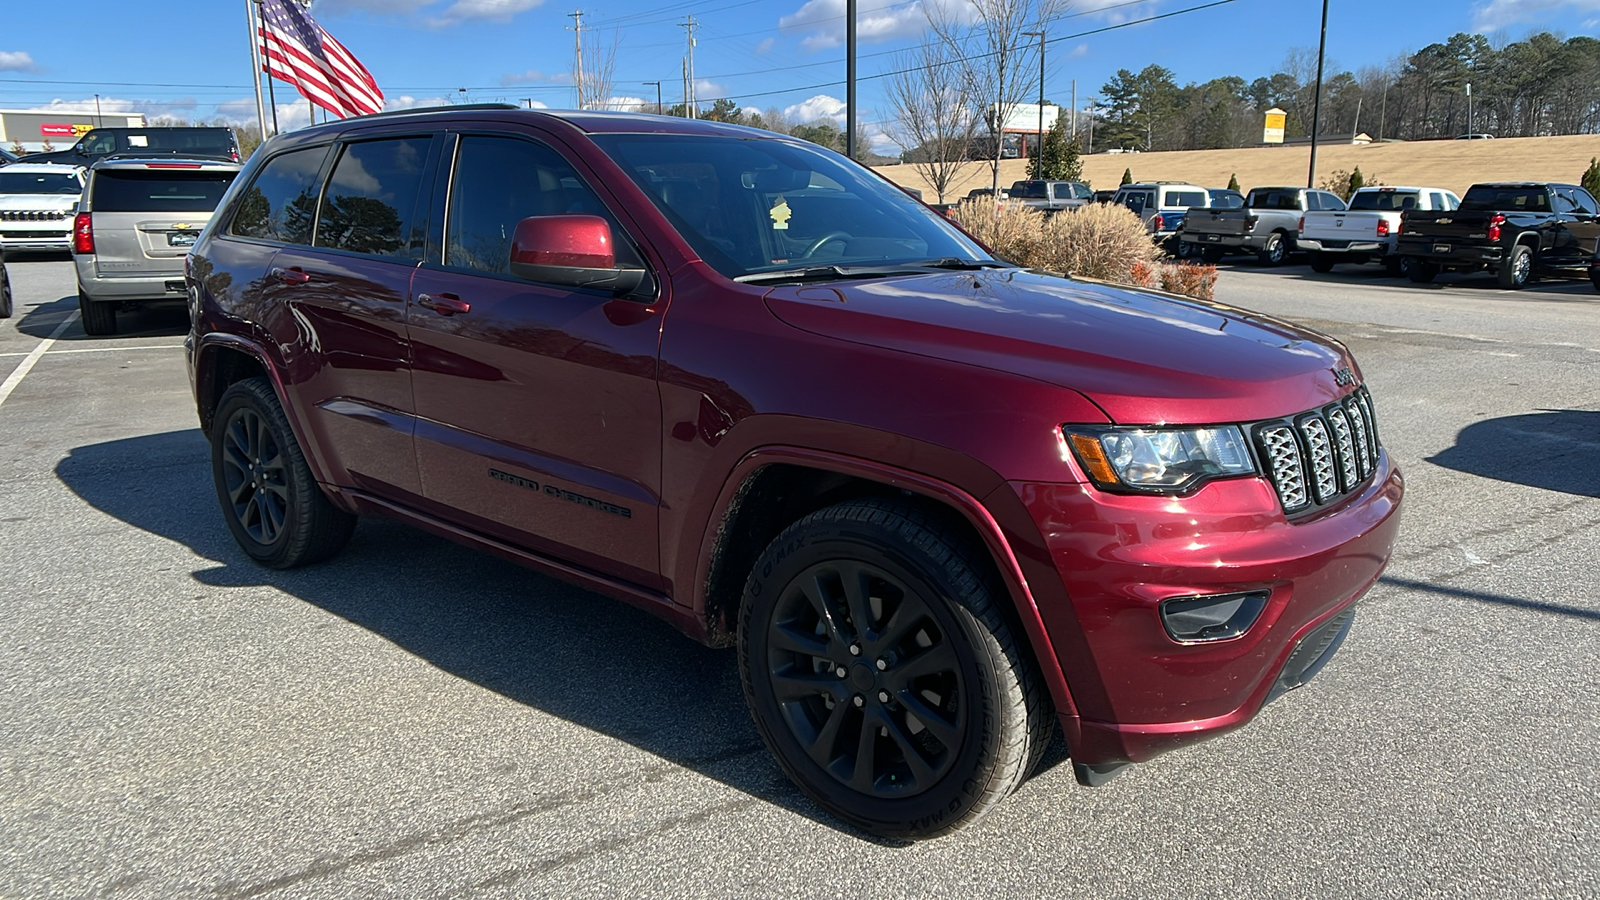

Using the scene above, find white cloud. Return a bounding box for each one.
[500,69,568,85]
[756,37,776,53]
[695,79,726,100]
[428,0,545,27]
[780,0,932,52]
[0,50,39,72]
[25,96,201,121]
[1471,0,1600,29]
[1070,42,1089,58]
[784,93,847,127]
[314,0,435,13]
[603,95,650,111]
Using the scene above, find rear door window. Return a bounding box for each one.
[315,137,431,260]
[1164,190,1206,209]
[229,146,331,244]
[92,169,237,212]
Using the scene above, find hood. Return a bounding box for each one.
[0,193,81,211]
[763,269,1358,425]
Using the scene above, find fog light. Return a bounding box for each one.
[1160,591,1269,642]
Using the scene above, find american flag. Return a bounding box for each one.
[257,0,384,119]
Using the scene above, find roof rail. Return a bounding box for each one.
[351,102,522,120]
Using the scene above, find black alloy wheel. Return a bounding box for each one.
[0,264,12,318]
[739,499,1049,839]
[211,377,354,568]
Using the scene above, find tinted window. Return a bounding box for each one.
[141,130,235,153]
[1460,187,1549,212]
[1165,190,1205,209]
[1428,192,1447,211]
[83,132,117,155]
[446,135,640,277]
[91,169,237,212]
[1010,182,1047,199]
[230,146,329,244]
[315,138,429,259]
[1248,190,1299,211]
[1349,190,1420,211]
[592,133,987,278]
[1552,191,1576,214]
[1567,188,1596,215]
[1319,192,1347,211]
[0,171,82,194]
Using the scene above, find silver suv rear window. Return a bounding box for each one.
[92,169,237,213]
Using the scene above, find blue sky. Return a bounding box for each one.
[2,0,1597,151]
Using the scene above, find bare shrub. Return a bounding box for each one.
[1158,263,1219,300]
[1038,202,1163,282]
[951,200,1049,265]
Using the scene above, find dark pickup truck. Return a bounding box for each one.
[1394,182,1600,288]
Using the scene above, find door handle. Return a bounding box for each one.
[271,266,311,285]
[418,292,471,316]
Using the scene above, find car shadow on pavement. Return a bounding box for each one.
[55,429,915,845]
[15,293,189,341]
[1427,408,1600,498]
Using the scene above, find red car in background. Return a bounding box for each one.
[185,106,1402,839]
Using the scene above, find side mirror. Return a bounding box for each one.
[508,215,646,295]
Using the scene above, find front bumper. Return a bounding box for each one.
[1,231,71,252]
[1009,451,1403,767]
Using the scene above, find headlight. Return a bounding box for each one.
[1064,425,1256,493]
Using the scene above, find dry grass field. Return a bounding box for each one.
[875,133,1600,200]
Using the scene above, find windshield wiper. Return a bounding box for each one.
[901,257,1012,270]
[734,265,927,284]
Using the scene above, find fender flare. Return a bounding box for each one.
[695,445,1082,729]
[194,332,339,489]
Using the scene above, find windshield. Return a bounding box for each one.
[0,171,83,194]
[1349,190,1420,211]
[1460,186,1549,212]
[591,134,991,278]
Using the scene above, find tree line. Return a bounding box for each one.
[1095,31,1600,152]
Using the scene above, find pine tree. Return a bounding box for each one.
[1121,167,1133,185]
[1030,115,1084,182]
[1583,157,1600,199]
[1349,167,1366,194]
[1227,173,1240,192]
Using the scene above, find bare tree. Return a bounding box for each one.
[573,28,619,110]
[928,0,1070,195]
[884,40,980,203]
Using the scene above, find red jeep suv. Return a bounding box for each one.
[185,106,1403,839]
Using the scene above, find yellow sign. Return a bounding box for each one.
[1263,107,1287,145]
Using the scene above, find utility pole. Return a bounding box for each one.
[1466,82,1473,135]
[846,0,856,159]
[1023,30,1044,174]
[644,81,662,115]
[569,10,586,110]
[1070,79,1076,141]
[522,98,534,109]
[1307,0,1329,188]
[681,17,698,119]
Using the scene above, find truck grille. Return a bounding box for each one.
[1254,387,1380,516]
[0,210,71,222]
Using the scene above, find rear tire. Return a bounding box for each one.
[1257,232,1287,266]
[738,499,1050,840]
[1497,244,1532,289]
[1406,259,1439,283]
[211,377,355,568]
[1310,253,1335,273]
[1591,267,1600,293]
[1201,247,1225,264]
[0,264,12,318]
[78,289,117,336]
[1383,256,1404,277]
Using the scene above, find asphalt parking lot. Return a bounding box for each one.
[1,253,1596,899]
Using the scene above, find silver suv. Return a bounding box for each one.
[73,157,241,335]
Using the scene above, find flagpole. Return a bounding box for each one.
[246,0,268,142]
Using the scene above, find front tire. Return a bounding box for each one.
[1498,244,1532,289]
[78,289,116,335]
[1257,232,1287,266]
[738,499,1049,839]
[1590,266,1600,293]
[211,377,355,568]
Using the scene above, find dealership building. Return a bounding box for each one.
[1,109,147,154]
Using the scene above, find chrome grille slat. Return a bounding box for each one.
[1254,389,1383,517]
[1300,416,1338,503]
[1260,425,1307,511]
[1326,407,1359,492]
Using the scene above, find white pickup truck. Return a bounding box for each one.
[1299,185,1461,274]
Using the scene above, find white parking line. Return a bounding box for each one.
[0,312,81,411]
[0,344,185,358]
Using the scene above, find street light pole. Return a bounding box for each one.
[1466,82,1473,135]
[1023,30,1045,177]
[644,81,662,114]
